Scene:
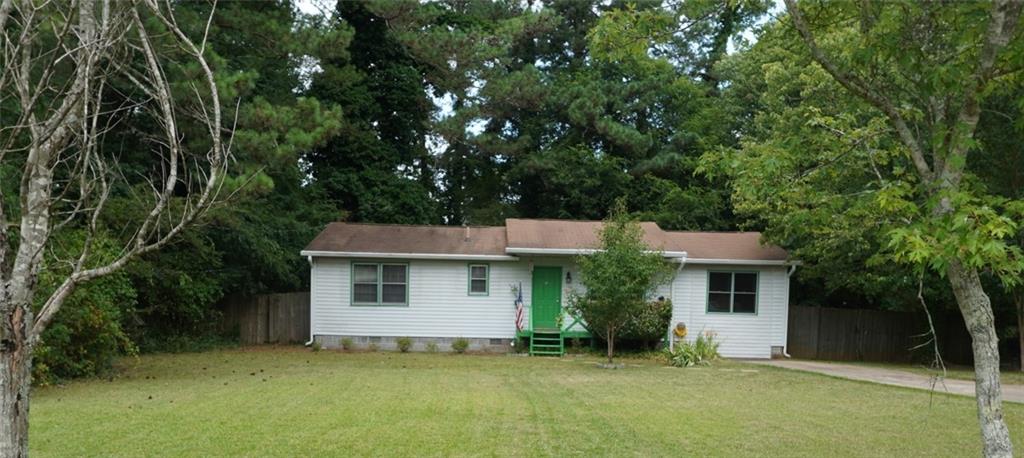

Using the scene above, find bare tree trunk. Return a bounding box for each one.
[0,344,31,458]
[0,0,231,453]
[948,260,1013,458]
[0,296,32,457]
[606,328,615,363]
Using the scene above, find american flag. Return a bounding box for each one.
[514,282,524,332]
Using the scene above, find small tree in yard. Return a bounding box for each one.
[570,202,673,364]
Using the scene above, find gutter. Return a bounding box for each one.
[668,252,687,352]
[300,250,519,261]
[305,255,315,346]
[505,247,689,258]
[783,262,799,358]
[685,258,798,266]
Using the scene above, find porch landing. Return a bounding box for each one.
[517,329,591,356]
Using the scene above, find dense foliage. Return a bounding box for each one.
[26,0,1024,383]
[619,299,674,348]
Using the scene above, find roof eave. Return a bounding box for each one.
[685,258,798,266]
[300,250,519,261]
[505,247,688,258]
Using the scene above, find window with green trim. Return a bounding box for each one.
[352,263,408,306]
[468,264,489,295]
[707,272,757,314]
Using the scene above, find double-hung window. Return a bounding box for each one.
[468,264,489,295]
[707,271,757,314]
[352,263,408,306]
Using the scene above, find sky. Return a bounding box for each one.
[295,0,327,16]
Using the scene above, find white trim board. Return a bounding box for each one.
[686,258,799,266]
[300,250,520,261]
[300,250,797,265]
[505,247,688,258]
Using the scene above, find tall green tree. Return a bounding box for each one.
[305,0,439,224]
[369,0,559,224]
[583,1,769,229]
[701,18,938,310]
[379,0,765,226]
[105,0,344,347]
[709,2,1024,454]
[784,3,1024,454]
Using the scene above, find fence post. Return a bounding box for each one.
[813,306,822,360]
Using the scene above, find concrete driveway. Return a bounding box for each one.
[750,359,1024,404]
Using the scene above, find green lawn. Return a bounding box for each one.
[31,348,1024,457]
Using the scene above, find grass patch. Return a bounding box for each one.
[31,348,1024,456]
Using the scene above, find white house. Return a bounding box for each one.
[301,219,796,358]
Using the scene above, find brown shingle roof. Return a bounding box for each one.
[662,231,788,261]
[505,218,672,250]
[505,218,787,261]
[303,222,507,255]
[303,219,789,262]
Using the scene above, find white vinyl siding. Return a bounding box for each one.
[312,258,531,339]
[670,265,788,358]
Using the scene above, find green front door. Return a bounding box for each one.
[531,266,562,331]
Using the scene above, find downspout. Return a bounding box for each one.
[304,255,315,346]
[668,252,687,352]
[782,263,798,358]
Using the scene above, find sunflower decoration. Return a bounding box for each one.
[673,322,687,339]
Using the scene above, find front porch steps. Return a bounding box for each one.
[529,329,564,356]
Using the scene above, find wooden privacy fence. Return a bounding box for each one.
[788,306,925,362]
[220,292,310,345]
[787,306,974,363]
